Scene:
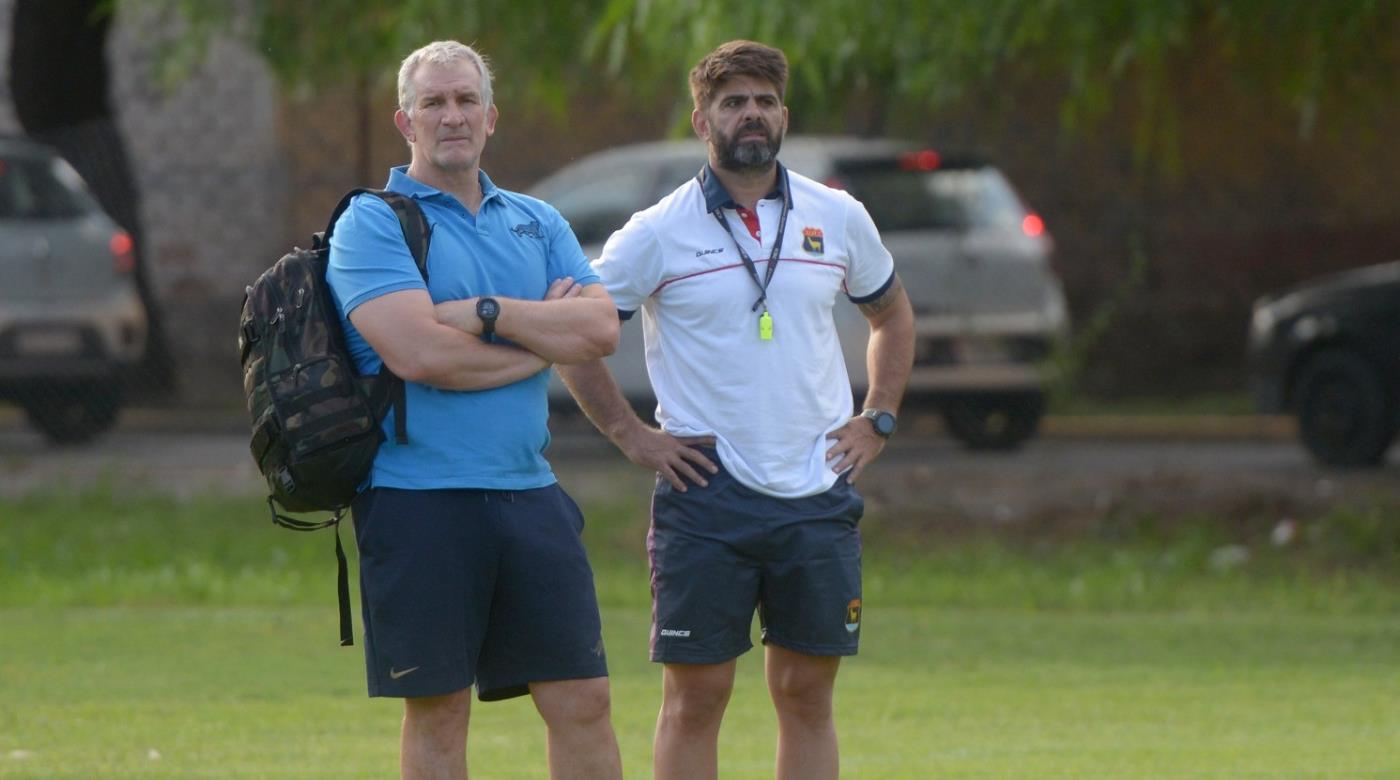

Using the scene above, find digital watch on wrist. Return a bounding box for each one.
[476,297,500,339]
[861,408,897,438]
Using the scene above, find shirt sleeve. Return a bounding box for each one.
[592,212,665,317]
[326,194,429,315]
[842,194,896,303]
[544,205,601,287]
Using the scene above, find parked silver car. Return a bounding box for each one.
[533,136,1068,449]
[0,136,147,443]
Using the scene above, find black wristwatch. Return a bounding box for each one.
[861,408,897,438]
[476,297,500,339]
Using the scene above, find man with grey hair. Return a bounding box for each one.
[396,40,495,131]
[326,39,624,779]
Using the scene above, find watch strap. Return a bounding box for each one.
[477,297,499,337]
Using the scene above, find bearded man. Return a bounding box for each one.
[556,39,915,780]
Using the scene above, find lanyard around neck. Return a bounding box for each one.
[707,169,791,313]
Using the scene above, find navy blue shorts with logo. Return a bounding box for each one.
[351,484,608,701]
[648,451,865,664]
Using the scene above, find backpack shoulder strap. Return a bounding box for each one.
[324,188,432,281]
[325,188,434,445]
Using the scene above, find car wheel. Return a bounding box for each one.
[1293,349,1396,467]
[941,392,1044,451]
[24,386,124,445]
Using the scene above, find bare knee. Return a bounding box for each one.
[767,652,838,727]
[771,677,833,725]
[661,665,735,732]
[403,689,472,744]
[532,677,613,732]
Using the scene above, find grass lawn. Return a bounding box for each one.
[3,490,1400,778]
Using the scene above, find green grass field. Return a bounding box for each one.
[3,489,1400,778]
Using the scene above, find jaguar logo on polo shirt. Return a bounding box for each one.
[801,226,824,255]
[511,220,544,240]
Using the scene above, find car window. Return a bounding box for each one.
[834,163,1026,232]
[545,163,659,247]
[653,158,707,200]
[0,154,92,219]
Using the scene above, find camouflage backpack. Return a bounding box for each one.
[238,189,430,645]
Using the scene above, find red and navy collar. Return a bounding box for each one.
[698,162,793,213]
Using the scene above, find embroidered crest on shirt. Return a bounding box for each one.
[801,227,824,255]
[511,220,544,240]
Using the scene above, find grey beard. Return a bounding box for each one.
[719,137,781,172]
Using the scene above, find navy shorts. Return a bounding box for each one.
[648,452,865,664]
[351,485,608,701]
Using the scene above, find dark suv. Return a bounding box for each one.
[1248,261,1400,466]
[532,136,1069,449]
[0,136,147,443]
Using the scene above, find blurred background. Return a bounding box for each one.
[4,4,1400,776]
[1,0,1397,421]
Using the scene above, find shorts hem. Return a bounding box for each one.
[478,683,529,702]
[650,643,752,665]
[367,676,473,700]
[761,635,859,657]
[478,664,610,702]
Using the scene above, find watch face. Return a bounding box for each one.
[478,299,499,318]
[865,410,895,436]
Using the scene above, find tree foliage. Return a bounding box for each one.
[122,0,604,111]
[125,0,1399,163]
[586,0,1398,162]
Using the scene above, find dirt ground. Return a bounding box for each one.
[3,413,1398,538]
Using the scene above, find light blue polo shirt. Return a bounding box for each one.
[326,166,598,490]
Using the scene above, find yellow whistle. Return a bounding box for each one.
[759,311,774,341]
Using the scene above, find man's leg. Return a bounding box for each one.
[401,688,471,780]
[530,677,622,780]
[654,660,738,780]
[765,645,841,780]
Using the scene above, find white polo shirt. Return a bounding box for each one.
[593,163,895,498]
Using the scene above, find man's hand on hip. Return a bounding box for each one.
[618,428,718,492]
[825,416,888,484]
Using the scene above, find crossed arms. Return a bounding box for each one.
[348,276,618,391]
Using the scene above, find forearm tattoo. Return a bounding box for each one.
[858,275,905,317]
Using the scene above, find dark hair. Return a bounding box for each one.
[688,40,788,110]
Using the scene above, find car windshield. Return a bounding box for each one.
[0,154,93,219]
[834,162,1026,232]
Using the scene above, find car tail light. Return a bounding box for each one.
[1021,213,1045,238]
[823,176,847,190]
[110,231,136,274]
[898,150,941,171]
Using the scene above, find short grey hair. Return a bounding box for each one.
[397,40,493,115]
